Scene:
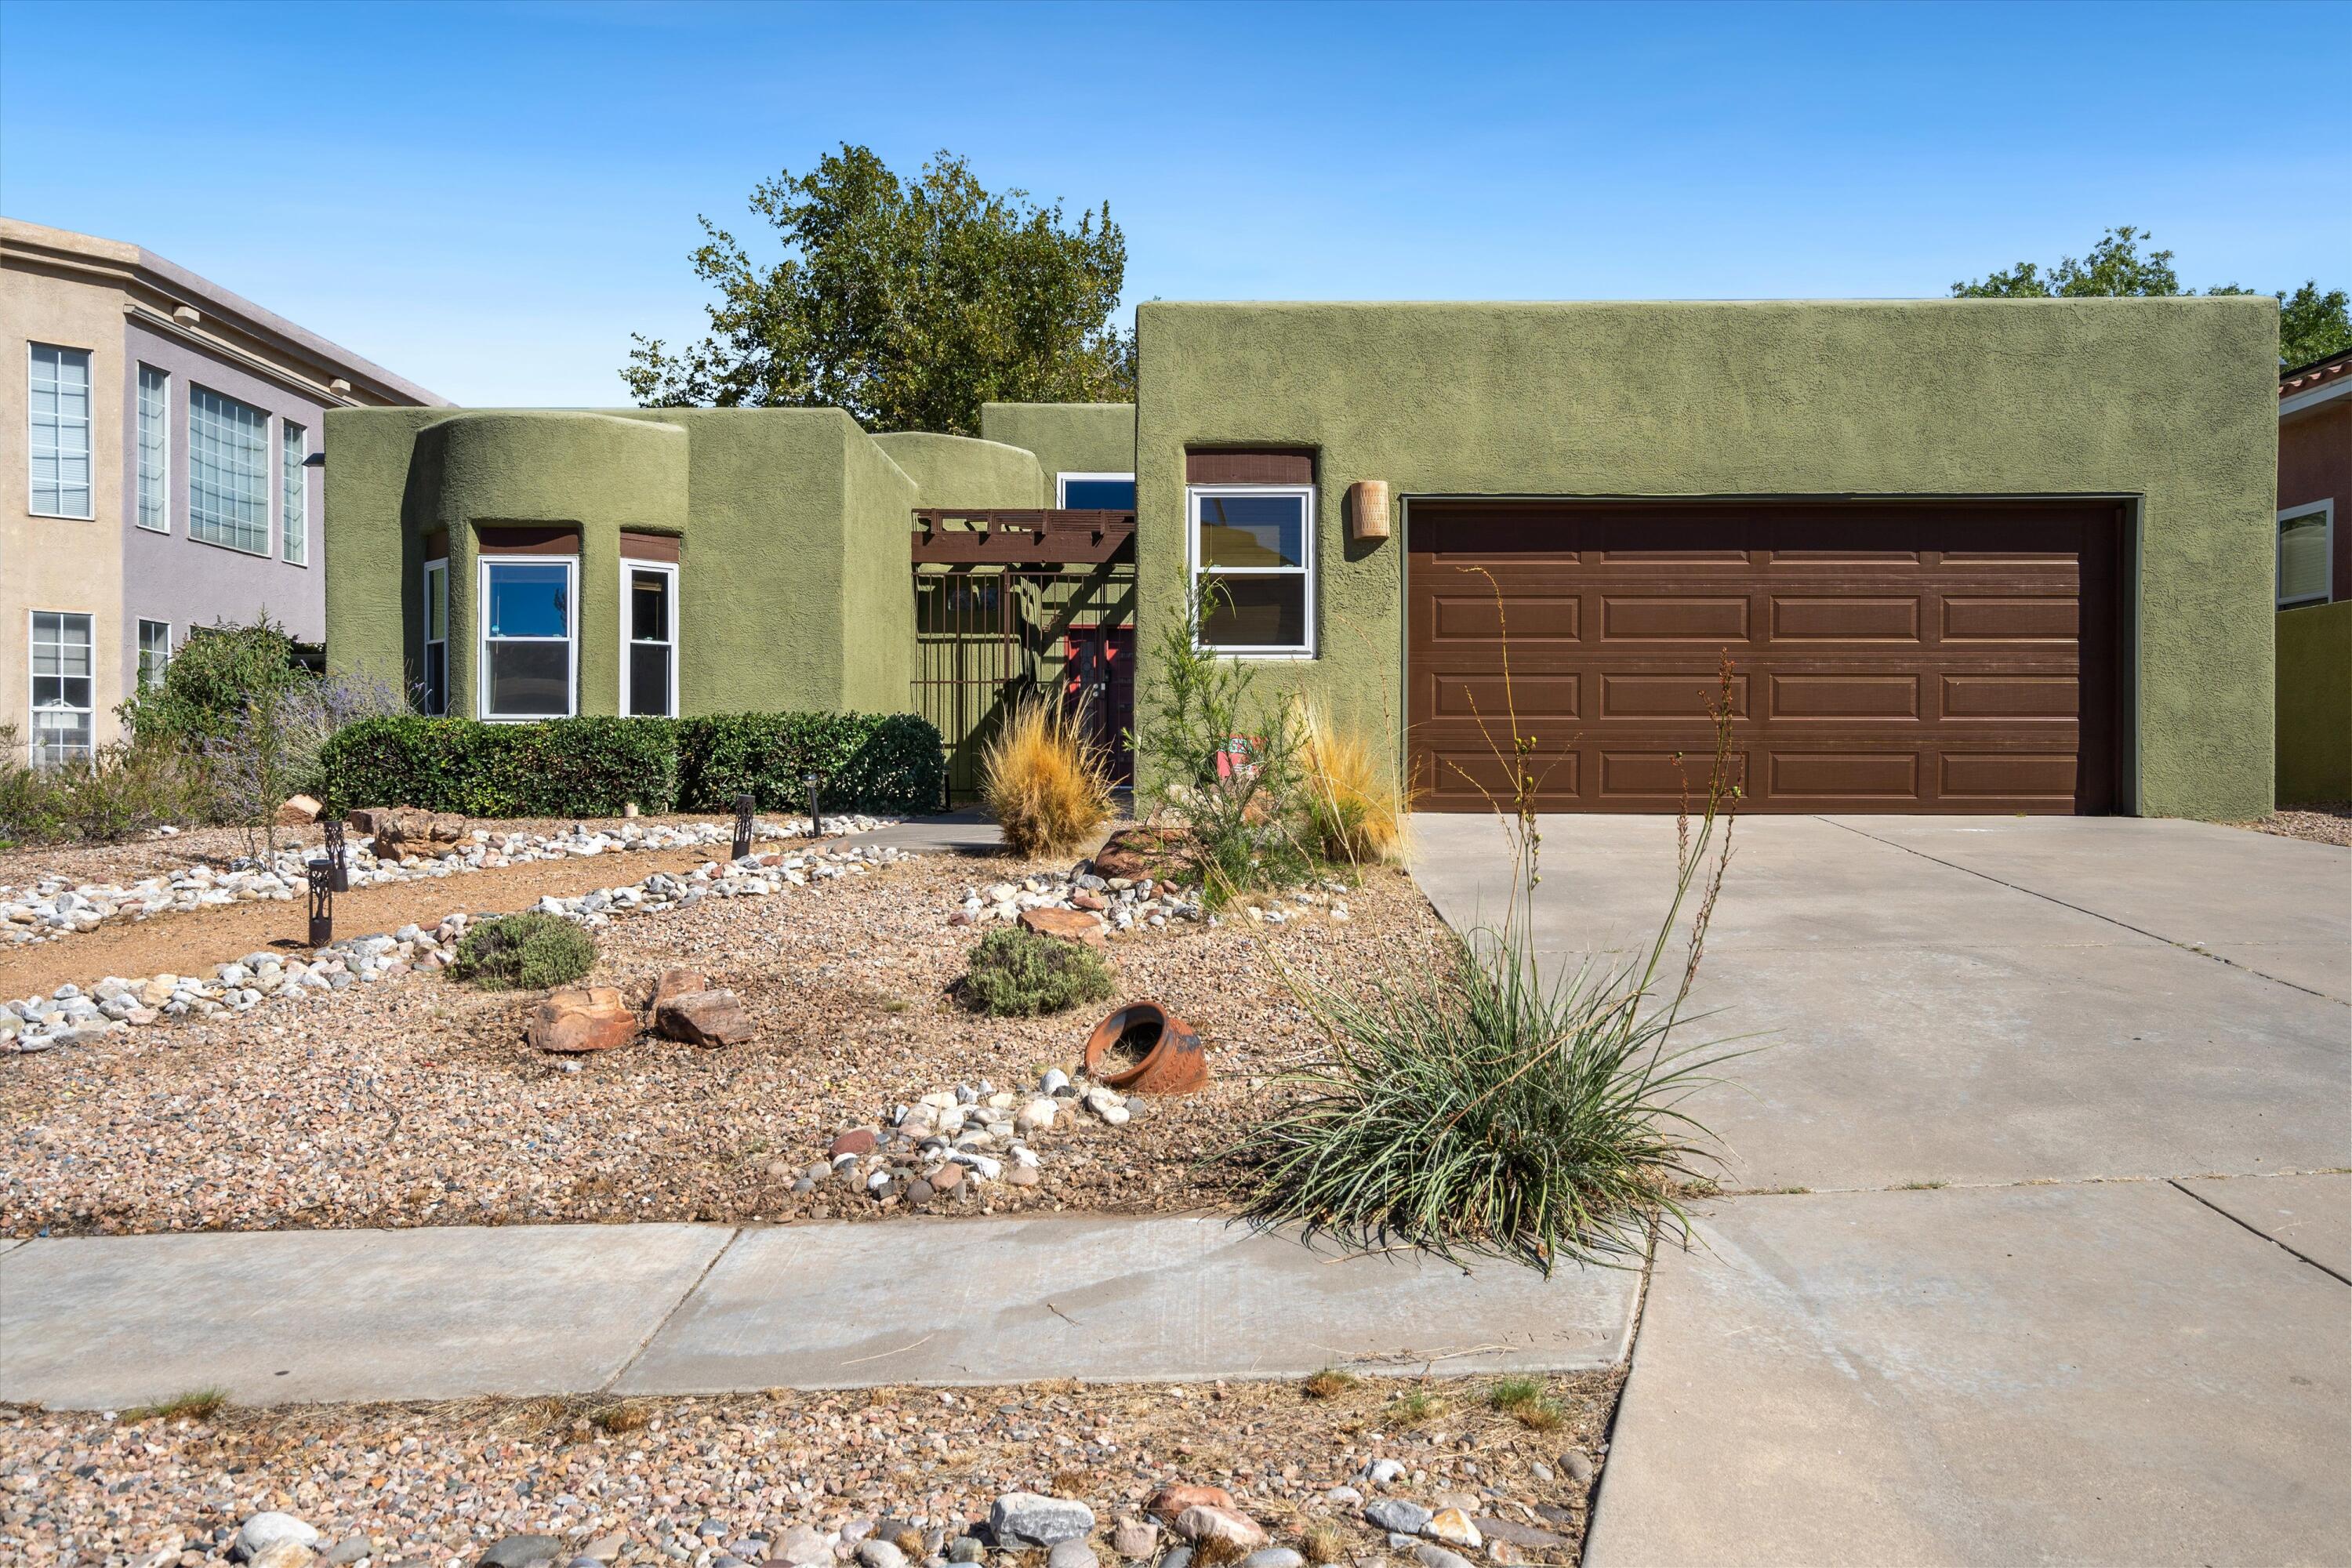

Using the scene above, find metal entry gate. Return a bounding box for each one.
[912,509,1137,800]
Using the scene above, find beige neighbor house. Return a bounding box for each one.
[1,219,445,765]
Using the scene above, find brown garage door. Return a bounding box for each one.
[1406,499,2122,813]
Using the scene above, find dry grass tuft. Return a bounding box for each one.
[1487,1375,1566,1430]
[590,1399,651,1434]
[982,700,1114,861]
[120,1387,227,1423]
[1390,1388,1446,1425]
[1051,1468,1094,1499]
[1301,1367,1359,1400]
[1301,1523,1348,1565]
[1192,1537,1247,1568]
[1300,706,1407,866]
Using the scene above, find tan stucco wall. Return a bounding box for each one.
[0,256,129,758]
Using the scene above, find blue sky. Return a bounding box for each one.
[5,0,2346,405]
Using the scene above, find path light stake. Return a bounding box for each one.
[804,773,824,837]
[322,816,349,892]
[731,793,755,862]
[307,858,334,948]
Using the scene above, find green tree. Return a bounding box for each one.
[1955,227,2351,368]
[624,145,1133,434]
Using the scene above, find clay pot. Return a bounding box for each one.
[1082,1000,1209,1095]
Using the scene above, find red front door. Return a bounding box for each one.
[1065,626,1135,785]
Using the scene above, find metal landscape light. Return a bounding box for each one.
[731,793,756,862]
[322,816,350,892]
[307,858,335,948]
[804,772,825,837]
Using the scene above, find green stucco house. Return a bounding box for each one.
[325,295,2282,819]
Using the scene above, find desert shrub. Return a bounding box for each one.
[1300,706,1407,866]
[980,699,1113,858]
[448,912,598,990]
[0,728,211,847]
[1132,590,1314,905]
[960,925,1113,1017]
[122,618,315,746]
[1220,626,1745,1272]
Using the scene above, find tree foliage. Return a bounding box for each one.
[1954,226,2350,367]
[623,145,1134,434]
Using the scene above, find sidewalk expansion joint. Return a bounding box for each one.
[2166,1178,2351,1287]
[599,1225,744,1392]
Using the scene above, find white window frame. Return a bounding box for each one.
[136,619,172,691]
[187,383,272,555]
[1056,470,1137,507]
[476,553,577,721]
[420,557,449,715]
[27,609,96,766]
[136,363,172,533]
[619,558,681,718]
[27,343,95,521]
[281,419,308,565]
[1185,482,1317,659]
[2277,499,2334,609]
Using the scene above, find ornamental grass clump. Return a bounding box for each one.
[1300,704,1408,867]
[980,699,1115,860]
[960,925,1115,1017]
[449,912,598,990]
[1222,571,1746,1272]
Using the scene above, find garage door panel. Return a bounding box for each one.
[1407,499,2119,814]
[1415,747,1580,808]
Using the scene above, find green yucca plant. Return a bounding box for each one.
[1221,571,1745,1272]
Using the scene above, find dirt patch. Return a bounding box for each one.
[0,845,727,1002]
[2226,801,2352,848]
[1,855,1451,1237]
[4,1368,1618,1566]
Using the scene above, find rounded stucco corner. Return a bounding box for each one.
[868,431,1047,509]
[418,410,689,530]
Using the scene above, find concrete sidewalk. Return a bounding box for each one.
[0,1214,1638,1410]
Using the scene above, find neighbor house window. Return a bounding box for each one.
[478,555,575,718]
[1187,484,1315,655]
[1058,472,1136,509]
[29,610,95,765]
[2278,501,2333,608]
[624,561,678,717]
[137,619,172,691]
[421,558,448,714]
[188,386,270,554]
[28,343,94,518]
[281,420,307,565]
[136,364,171,532]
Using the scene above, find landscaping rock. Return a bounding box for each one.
[1424,1511,1482,1550]
[478,1536,566,1568]
[1561,1450,1595,1485]
[656,988,753,1046]
[1149,1486,1238,1521]
[276,794,323,827]
[857,1541,907,1568]
[1111,1520,1160,1559]
[1240,1552,1301,1568]
[650,967,708,1008]
[1411,1548,1474,1568]
[1017,907,1107,949]
[1363,1502,1432,1536]
[525,987,637,1054]
[989,1493,1095,1548]
[1046,1543,1098,1568]
[1470,1520,1571,1553]
[247,1544,315,1568]
[235,1515,320,1560]
[771,1526,833,1566]
[1171,1508,1265,1551]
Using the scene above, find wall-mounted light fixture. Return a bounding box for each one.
[1348,480,1392,543]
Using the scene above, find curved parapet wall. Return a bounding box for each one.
[418,410,688,533]
[869,431,1047,510]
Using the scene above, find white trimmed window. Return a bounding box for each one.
[478,555,576,719]
[136,364,171,532]
[188,386,270,554]
[2278,501,2333,608]
[28,343,94,518]
[29,611,95,765]
[1057,472,1136,509]
[1187,484,1316,655]
[137,619,172,691]
[281,419,308,565]
[623,561,679,717]
[421,558,448,715]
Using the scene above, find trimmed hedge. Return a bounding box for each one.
[317,712,944,818]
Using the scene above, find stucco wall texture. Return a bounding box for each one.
[1132,298,2281,820]
[980,402,1136,491]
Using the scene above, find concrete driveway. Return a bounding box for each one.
[1410,814,2351,1566]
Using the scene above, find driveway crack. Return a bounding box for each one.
[1814,818,2344,1005]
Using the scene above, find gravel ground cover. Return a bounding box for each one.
[2226,801,2352,848]
[0,1369,1616,1568]
[0,853,1447,1237]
